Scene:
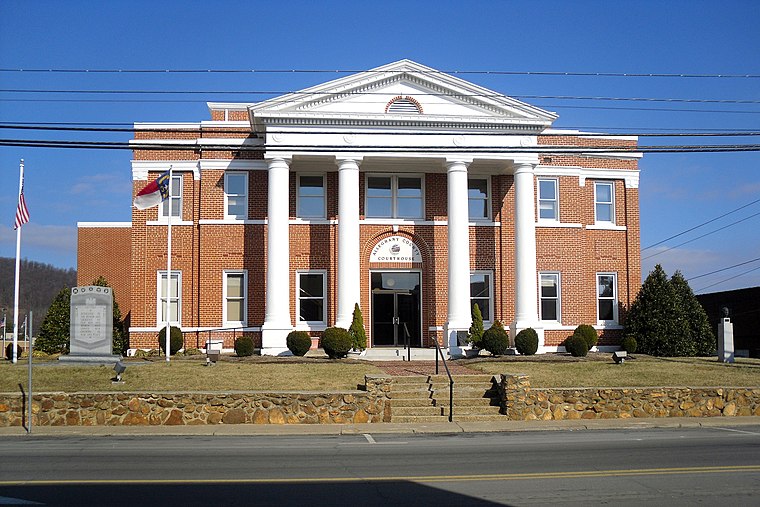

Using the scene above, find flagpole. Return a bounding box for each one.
[12,160,24,364]
[165,166,173,363]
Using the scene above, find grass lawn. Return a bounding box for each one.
[465,354,760,388]
[0,356,383,393]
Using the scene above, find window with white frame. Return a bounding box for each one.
[366,175,423,219]
[224,271,247,326]
[538,178,559,221]
[297,272,326,324]
[297,174,326,218]
[157,270,181,325]
[594,181,615,224]
[160,175,182,219]
[224,172,248,219]
[597,272,618,323]
[539,272,561,322]
[468,177,490,220]
[470,271,493,322]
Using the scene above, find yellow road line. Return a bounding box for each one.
[2,465,759,487]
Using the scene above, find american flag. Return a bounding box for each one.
[14,185,29,230]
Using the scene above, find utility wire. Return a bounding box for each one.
[688,256,760,281]
[1,68,759,78]
[695,265,760,293]
[642,197,760,250]
[642,211,760,261]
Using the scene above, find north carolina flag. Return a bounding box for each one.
[133,171,171,210]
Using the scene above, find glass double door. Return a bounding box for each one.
[371,272,421,347]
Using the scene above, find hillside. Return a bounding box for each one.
[0,258,77,336]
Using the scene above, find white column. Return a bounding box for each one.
[445,159,472,357]
[336,157,362,329]
[511,162,543,349]
[261,157,292,355]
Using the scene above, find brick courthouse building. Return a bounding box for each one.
[77,60,641,356]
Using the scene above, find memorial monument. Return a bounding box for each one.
[59,285,121,363]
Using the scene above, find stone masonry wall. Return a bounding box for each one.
[498,374,760,420]
[0,375,393,427]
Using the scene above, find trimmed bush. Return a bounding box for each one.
[322,327,352,359]
[515,328,539,355]
[573,324,598,351]
[621,335,638,354]
[482,324,509,356]
[287,331,312,356]
[234,335,254,357]
[158,326,184,355]
[564,334,589,357]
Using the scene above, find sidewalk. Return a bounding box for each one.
[2,416,758,437]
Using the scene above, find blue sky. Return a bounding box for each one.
[0,0,758,293]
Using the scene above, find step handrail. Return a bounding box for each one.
[430,330,454,422]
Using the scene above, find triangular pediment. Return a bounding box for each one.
[248,59,557,132]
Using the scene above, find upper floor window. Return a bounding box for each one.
[157,270,181,325]
[224,271,247,326]
[594,181,615,224]
[539,272,561,322]
[538,178,559,221]
[468,177,490,220]
[597,272,618,324]
[366,175,423,219]
[470,271,493,323]
[225,172,248,219]
[297,271,326,324]
[160,175,182,220]
[297,174,326,218]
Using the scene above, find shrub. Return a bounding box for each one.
[564,334,589,357]
[287,331,312,356]
[234,335,254,357]
[349,304,367,351]
[515,328,539,355]
[573,324,598,351]
[621,335,638,354]
[157,326,183,355]
[468,304,484,348]
[322,327,352,359]
[482,324,509,356]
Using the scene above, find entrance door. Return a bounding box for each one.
[371,272,421,347]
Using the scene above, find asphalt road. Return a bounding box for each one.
[2,425,759,506]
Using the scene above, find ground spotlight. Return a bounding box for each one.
[112,361,126,383]
[612,351,627,364]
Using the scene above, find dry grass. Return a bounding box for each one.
[0,356,383,393]
[465,354,760,388]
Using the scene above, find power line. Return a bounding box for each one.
[695,265,760,293]
[688,256,760,281]
[642,197,760,251]
[1,68,759,78]
[642,211,760,261]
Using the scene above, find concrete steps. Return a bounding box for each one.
[389,374,502,423]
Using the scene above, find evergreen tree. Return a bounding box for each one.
[468,303,484,348]
[624,264,687,356]
[35,287,71,354]
[92,276,128,355]
[348,303,367,351]
[671,271,715,356]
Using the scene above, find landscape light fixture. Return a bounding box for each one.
[206,349,220,366]
[112,361,126,383]
[612,351,627,364]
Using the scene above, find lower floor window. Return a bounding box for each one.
[470,271,493,323]
[597,272,618,323]
[539,272,560,322]
[298,271,326,324]
[158,270,181,325]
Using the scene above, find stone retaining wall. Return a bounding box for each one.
[0,375,393,427]
[498,374,760,421]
